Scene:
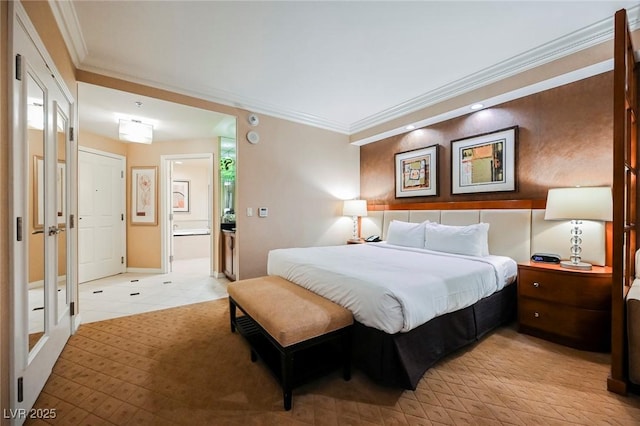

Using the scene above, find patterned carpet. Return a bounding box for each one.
[27,298,640,425]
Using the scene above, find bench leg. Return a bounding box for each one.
[342,328,352,381]
[281,351,293,411]
[229,298,237,333]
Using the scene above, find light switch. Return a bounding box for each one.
[247,207,253,217]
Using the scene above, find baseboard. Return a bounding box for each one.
[126,267,163,274]
[73,313,82,332]
[607,375,628,395]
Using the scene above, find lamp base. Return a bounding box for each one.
[560,260,592,271]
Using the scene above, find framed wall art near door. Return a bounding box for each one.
[395,144,439,198]
[451,126,517,194]
[131,166,158,225]
[172,179,190,212]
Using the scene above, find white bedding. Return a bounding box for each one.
[267,243,517,334]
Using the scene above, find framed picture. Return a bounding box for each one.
[131,166,158,225]
[451,126,517,194]
[172,180,190,212]
[395,145,439,198]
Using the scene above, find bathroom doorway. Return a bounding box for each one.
[162,154,214,276]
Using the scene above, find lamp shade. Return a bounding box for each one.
[343,199,368,217]
[544,187,612,221]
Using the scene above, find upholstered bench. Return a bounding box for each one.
[227,275,353,410]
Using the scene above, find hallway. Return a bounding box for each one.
[77,258,228,323]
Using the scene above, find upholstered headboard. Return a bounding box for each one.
[361,207,607,266]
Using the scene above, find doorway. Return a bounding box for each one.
[78,148,126,283]
[162,154,215,276]
[10,2,76,414]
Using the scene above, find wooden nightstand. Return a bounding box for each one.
[517,261,612,352]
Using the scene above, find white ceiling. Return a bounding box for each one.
[54,1,640,142]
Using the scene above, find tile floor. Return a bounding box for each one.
[77,258,229,324]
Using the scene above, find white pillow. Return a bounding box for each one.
[424,222,490,257]
[386,220,426,248]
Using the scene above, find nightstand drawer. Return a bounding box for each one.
[518,268,610,310]
[518,297,611,351]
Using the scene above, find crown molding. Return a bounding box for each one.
[351,60,613,146]
[54,3,640,137]
[77,64,352,134]
[349,5,640,134]
[48,0,87,66]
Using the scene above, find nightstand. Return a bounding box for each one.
[517,261,612,352]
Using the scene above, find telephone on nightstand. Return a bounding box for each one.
[365,235,381,242]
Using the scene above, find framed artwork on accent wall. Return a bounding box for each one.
[131,166,158,225]
[395,145,439,198]
[172,180,190,213]
[451,126,518,194]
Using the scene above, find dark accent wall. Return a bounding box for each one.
[361,72,613,204]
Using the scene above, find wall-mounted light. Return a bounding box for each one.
[405,125,416,130]
[119,119,153,144]
[470,103,484,110]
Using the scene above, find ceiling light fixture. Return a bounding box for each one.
[119,119,153,144]
[405,125,416,130]
[470,103,484,110]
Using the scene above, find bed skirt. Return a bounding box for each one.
[351,282,517,390]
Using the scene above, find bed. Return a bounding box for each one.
[266,206,607,389]
[628,252,640,386]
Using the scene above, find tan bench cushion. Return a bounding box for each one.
[228,275,353,347]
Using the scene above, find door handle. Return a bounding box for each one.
[48,226,62,236]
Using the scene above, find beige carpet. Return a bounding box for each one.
[26,298,640,425]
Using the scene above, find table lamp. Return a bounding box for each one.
[544,186,612,270]
[343,199,368,243]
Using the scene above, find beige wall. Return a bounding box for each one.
[75,71,358,281]
[78,132,224,271]
[80,131,128,157]
[79,127,359,277]
[237,118,360,278]
[126,139,218,269]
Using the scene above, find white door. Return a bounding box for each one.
[10,3,75,420]
[78,150,126,283]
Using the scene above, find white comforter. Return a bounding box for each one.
[267,243,517,334]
